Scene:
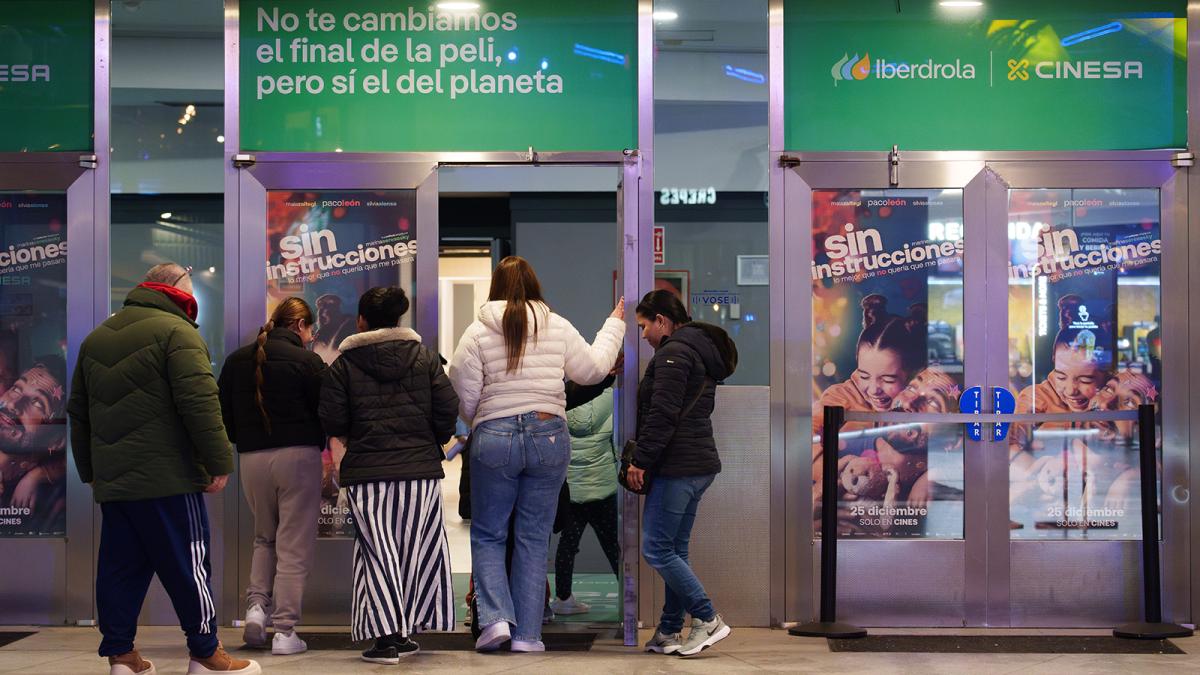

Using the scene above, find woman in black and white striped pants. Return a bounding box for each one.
[318,287,460,664]
[347,479,454,642]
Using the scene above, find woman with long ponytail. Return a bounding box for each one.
[449,256,624,653]
[217,297,326,655]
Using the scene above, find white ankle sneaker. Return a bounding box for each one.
[242,605,268,648]
[271,630,307,655]
[510,639,545,652]
[475,621,511,652]
[549,594,591,615]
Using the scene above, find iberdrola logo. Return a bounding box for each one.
[831,53,871,86]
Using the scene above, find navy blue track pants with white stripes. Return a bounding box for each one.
[97,492,219,658]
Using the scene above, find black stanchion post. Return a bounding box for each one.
[790,405,866,639]
[1114,404,1192,639]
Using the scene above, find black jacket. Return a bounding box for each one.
[319,327,458,486]
[218,328,326,453]
[634,323,737,477]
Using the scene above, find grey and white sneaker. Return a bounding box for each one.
[677,615,731,657]
[643,630,682,655]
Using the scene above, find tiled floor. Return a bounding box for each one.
[2,626,1200,674]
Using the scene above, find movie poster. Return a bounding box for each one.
[266,190,417,538]
[811,189,965,539]
[0,192,68,537]
[1006,189,1161,540]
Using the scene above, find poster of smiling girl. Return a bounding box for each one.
[810,189,965,539]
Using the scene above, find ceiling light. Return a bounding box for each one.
[436,1,480,9]
[217,135,225,143]
[160,212,172,219]
[208,266,216,273]
[653,10,679,21]
[939,1,983,6]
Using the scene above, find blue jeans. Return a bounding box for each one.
[642,473,717,634]
[470,413,570,642]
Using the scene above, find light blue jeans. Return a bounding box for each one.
[470,413,569,642]
[642,473,717,635]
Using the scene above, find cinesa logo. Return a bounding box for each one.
[1009,58,1143,80]
[0,65,50,82]
[832,52,976,85]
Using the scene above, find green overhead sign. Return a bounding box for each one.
[240,1,638,153]
[0,0,94,152]
[785,0,1187,151]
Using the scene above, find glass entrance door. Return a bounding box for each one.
[987,159,1185,627]
[231,157,439,624]
[0,157,97,625]
[787,155,1185,627]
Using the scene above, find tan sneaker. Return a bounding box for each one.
[186,643,261,674]
[109,649,155,675]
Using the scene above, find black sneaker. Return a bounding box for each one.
[360,635,420,664]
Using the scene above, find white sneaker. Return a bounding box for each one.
[242,605,268,648]
[677,615,731,657]
[549,594,591,615]
[511,639,545,652]
[271,630,307,655]
[475,621,511,652]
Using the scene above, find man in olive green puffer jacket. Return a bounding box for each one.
[67,263,259,675]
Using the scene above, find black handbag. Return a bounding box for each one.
[620,378,713,495]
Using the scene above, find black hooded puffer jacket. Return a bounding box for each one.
[318,327,459,486]
[633,322,738,477]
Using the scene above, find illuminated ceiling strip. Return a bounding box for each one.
[1061,22,1124,47]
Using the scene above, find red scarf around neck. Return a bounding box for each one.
[139,282,198,321]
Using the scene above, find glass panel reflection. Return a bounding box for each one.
[1007,189,1161,540]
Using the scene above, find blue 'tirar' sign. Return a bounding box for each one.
[993,386,1016,441]
[959,385,983,442]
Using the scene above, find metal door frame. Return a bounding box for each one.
[782,158,986,627]
[226,155,642,628]
[0,157,94,625]
[778,151,1187,627]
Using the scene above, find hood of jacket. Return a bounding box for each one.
[478,300,552,336]
[337,327,424,380]
[124,285,198,327]
[666,323,736,381]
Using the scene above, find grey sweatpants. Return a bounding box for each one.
[239,445,322,633]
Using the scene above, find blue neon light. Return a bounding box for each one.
[573,43,626,65]
[724,65,766,84]
[1061,21,1123,47]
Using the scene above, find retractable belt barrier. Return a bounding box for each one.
[790,404,1192,641]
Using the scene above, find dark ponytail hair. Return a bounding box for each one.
[635,289,691,326]
[488,256,546,373]
[256,297,315,434]
[856,294,927,376]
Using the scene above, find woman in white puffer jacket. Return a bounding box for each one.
[449,256,624,653]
